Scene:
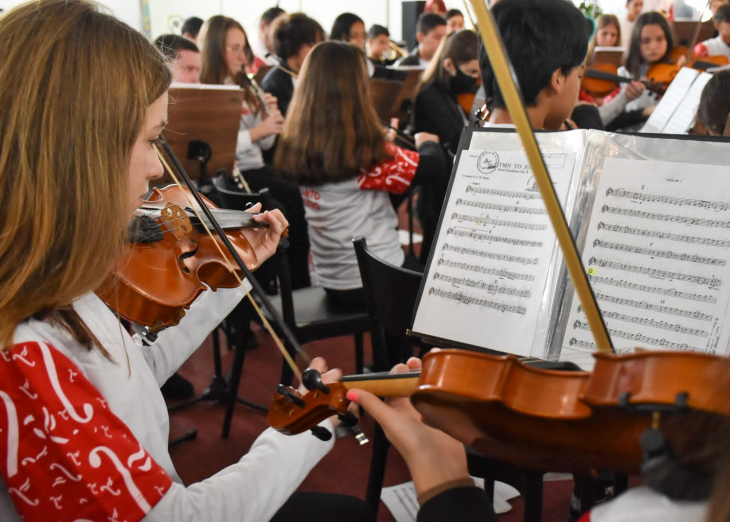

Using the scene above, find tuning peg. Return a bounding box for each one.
[277,384,305,408]
[302,369,330,394]
[310,426,333,441]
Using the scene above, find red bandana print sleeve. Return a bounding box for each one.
[357,142,420,195]
[0,342,172,521]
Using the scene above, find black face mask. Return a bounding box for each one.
[449,67,478,94]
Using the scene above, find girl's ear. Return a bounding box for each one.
[443,57,456,76]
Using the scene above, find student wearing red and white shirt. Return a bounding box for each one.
[275,41,448,305]
[0,2,486,522]
[694,4,730,59]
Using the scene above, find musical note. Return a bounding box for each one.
[433,273,532,298]
[466,185,543,200]
[588,257,722,287]
[442,243,539,265]
[592,239,725,266]
[606,187,730,212]
[601,205,730,228]
[593,292,713,321]
[446,227,543,248]
[437,258,536,281]
[596,221,730,248]
[455,198,547,215]
[428,288,527,315]
[450,213,547,231]
[587,274,716,303]
[572,321,705,351]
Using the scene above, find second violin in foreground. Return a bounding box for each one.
[270,348,730,491]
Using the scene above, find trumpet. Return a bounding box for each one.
[382,40,409,62]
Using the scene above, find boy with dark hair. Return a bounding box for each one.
[154,34,201,84]
[261,13,325,115]
[367,24,392,65]
[479,0,591,130]
[252,6,286,65]
[181,16,204,43]
[445,9,465,34]
[695,3,730,59]
[397,13,447,66]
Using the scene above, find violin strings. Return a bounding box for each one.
[155,147,304,382]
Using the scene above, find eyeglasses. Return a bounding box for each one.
[226,45,247,56]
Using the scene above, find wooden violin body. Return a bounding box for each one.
[99,185,259,332]
[411,349,730,474]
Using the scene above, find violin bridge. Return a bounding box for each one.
[159,203,192,239]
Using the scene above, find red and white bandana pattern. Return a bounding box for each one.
[0,341,171,521]
[357,143,420,195]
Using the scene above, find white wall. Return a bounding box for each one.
[0,0,142,29]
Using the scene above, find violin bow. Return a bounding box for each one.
[156,137,311,381]
[463,0,615,353]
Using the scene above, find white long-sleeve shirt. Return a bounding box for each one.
[237,102,277,172]
[0,288,333,521]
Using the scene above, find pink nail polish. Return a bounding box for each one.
[346,390,359,402]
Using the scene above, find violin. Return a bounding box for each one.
[269,348,730,475]
[98,184,267,334]
[582,63,667,97]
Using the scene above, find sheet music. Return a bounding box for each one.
[640,67,699,134]
[662,72,713,135]
[412,149,576,357]
[560,158,730,369]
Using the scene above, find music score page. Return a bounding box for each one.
[412,149,576,357]
[560,158,730,368]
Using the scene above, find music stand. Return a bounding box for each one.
[672,20,715,47]
[163,84,243,185]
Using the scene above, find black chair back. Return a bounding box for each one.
[353,237,425,371]
[212,174,276,211]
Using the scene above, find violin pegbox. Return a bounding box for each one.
[268,370,368,444]
[158,203,192,240]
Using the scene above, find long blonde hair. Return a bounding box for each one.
[0,0,171,350]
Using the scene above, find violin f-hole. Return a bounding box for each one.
[178,239,198,274]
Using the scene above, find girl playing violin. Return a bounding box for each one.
[607,12,672,125]
[581,14,650,129]
[0,2,379,520]
[199,15,311,290]
[275,41,447,305]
